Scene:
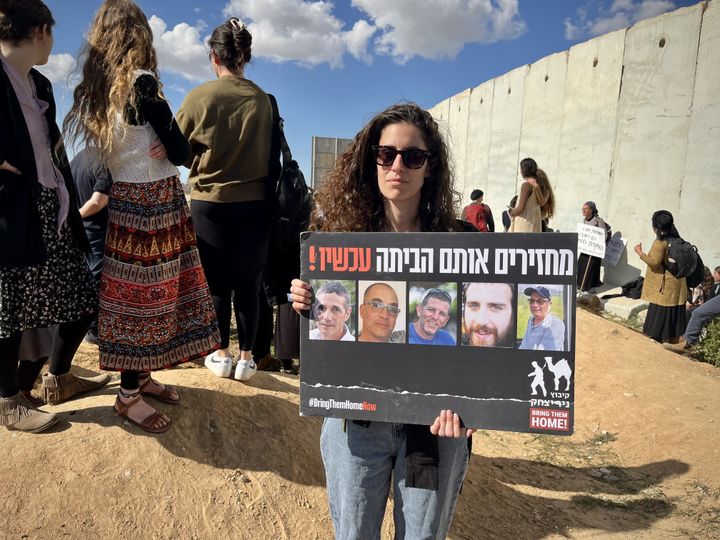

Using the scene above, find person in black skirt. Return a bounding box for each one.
[0,0,110,434]
[635,210,687,343]
[577,201,610,292]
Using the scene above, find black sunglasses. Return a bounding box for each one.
[372,145,431,169]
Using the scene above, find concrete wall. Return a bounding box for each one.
[430,1,718,285]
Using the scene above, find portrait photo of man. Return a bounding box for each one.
[408,286,456,346]
[518,285,567,351]
[358,281,406,343]
[309,281,355,341]
[462,282,515,348]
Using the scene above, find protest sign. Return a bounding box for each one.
[577,223,606,258]
[604,235,627,266]
[299,232,577,435]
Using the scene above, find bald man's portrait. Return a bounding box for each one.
[358,281,406,343]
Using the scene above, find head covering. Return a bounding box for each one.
[651,210,680,239]
[470,189,483,201]
[584,201,598,217]
[523,286,551,301]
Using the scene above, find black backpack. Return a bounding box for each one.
[666,237,704,288]
[267,94,312,242]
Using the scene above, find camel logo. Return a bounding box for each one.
[528,356,572,397]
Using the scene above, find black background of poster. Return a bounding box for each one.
[299,232,577,435]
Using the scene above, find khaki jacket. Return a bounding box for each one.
[640,239,687,306]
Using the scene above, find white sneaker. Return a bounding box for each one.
[204,351,233,378]
[234,359,257,381]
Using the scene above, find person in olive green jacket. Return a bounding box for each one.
[176,17,273,382]
[634,210,687,343]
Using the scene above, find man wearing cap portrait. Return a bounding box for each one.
[519,286,566,351]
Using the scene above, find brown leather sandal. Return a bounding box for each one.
[114,394,171,434]
[138,376,180,405]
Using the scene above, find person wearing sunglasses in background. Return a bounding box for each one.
[290,103,475,540]
[519,285,566,351]
[310,281,354,341]
[409,287,456,346]
[358,282,405,343]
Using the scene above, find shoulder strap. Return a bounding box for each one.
[267,94,293,167]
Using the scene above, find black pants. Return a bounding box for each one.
[0,316,91,397]
[84,225,107,336]
[191,200,271,351]
[252,290,274,359]
[275,303,300,361]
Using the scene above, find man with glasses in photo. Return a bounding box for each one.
[409,288,456,346]
[310,282,355,341]
[519,286,566,351]
[358,282,405,343]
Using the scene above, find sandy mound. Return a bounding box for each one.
[1,309,719,539]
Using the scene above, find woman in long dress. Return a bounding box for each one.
[64,0,219,433]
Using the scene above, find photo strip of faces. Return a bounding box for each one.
[309,279,571,351]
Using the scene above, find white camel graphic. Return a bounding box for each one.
[528,361,546,397]
[545,355,572,391]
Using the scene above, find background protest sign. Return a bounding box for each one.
[299,232,578,435]
[577,223,606,258]
[604,235,627,266]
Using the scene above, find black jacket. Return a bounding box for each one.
[0,62,88,267]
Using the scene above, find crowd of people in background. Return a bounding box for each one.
[0,0,715,537]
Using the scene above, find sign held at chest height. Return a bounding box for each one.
[299,232,578,435]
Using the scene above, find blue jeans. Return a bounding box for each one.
[320,417,469,540]
[684,295,720,345]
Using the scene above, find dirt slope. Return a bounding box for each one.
[1,309,719,539]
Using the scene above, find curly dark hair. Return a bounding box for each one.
[0,0,54,45]
[310,102,462,233]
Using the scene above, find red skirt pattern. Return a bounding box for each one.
[98,176,220,371]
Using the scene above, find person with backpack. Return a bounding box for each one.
[577,201,610,292]
[176,17,273,381]
[461,189,494,232]
[634,210,687,343]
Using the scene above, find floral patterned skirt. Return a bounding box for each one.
[98,176,219,371]
[0,185,96,340]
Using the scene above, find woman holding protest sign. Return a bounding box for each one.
[176,17,273,382]
[578,201,610,292]
[290,103,474,539]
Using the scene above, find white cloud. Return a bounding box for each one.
[565,0,676,40]
[148,15,213,81]
[36,53,77,86]
[222,0,525,67]
[353,0,526,62]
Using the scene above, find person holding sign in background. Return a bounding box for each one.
[577,201,610,292]
[291,103,474,540]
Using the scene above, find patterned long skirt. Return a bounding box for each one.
[0,185,96,340]
[98,176,220,371]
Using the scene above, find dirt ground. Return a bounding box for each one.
[1,309,719,539]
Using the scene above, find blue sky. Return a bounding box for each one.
[41,0,696,182]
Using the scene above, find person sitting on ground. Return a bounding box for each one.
[290,103,474,539]
[461,188,494,232]
[666,292,720,353]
